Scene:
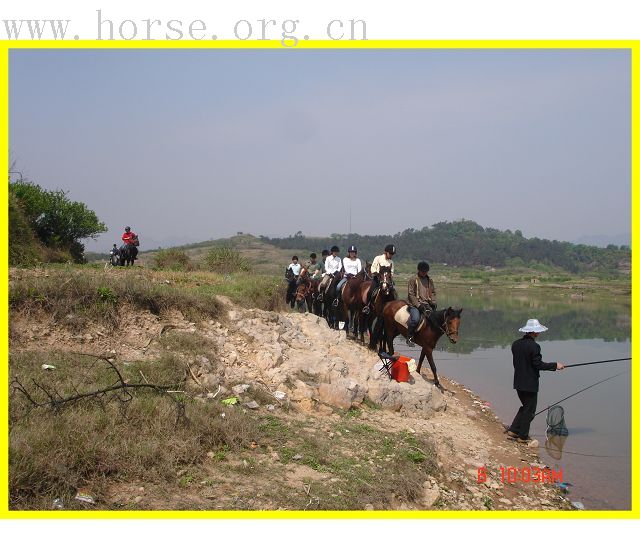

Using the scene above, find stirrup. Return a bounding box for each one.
[332,299,339,307]
[362,305,370,314]
[317,293,324,302]
[406,337,415,347]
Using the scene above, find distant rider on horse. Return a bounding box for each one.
[121,226,139,263]
[285,255,302,303]
[109,244,120,265]
[363,244,395,314]
[405,261,437,346]
[318,245,342,302]
[305,252,323,281]
[122,226,138,246]
[333,245,362,308]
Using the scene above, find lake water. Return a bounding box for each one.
[394,286,631,510]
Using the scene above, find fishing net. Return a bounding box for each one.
[546,405,569,436]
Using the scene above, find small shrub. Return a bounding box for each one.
[205,246,251,274]
[97,286,117,304]
[154,249,192,271]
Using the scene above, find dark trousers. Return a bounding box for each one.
[509,390,538,439]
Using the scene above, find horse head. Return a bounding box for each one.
[364,261,372,278]
[379,266,393,295]
[442,307,463,344]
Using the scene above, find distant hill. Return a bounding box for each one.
[86,220,630,276]
[573,232,631,248]
[262,219,630,275]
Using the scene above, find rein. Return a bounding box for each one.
[438,310,458,342]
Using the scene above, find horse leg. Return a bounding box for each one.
[424,348,441,387]
[417,348,426,373]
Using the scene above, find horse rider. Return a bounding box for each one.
[305,252,323,281]
[285,255,302,303]
[109,243,120,264]
[318,246,342,302]
[334,245,362,307]
[121,225,139,261]
[122,225,137,246]
[362,244,396,314]
[405,261,437,346]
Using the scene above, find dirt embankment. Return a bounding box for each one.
[11,291,571,511]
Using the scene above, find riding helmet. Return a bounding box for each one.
[348,245,357,253]
[125,226,131,232]
[418,261,430,272]
[384,244,396,255]
[331,245,340,253]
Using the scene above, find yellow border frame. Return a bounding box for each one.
[1,39,637,520]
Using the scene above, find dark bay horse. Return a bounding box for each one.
[379,302,462,387]
[362,266,395,348]
[339,269,367,340]
[294,268,318,313]
[119,244,138,266]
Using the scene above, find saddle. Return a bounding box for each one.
[394,305,428,333]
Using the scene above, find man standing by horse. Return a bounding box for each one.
[334,245,362,308]
[405,261,437,346]
[363,244,396,314]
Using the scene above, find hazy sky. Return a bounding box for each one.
[10,49,630,251]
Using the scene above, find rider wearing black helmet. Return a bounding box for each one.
[363,244,396,314]
[405,261,437,346]
[334,244,362,307]
[318,246,341,302]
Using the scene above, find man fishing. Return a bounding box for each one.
[507,319,565,443]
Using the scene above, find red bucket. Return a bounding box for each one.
[391,356,412,383]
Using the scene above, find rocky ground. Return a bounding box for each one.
[11,294,572,511]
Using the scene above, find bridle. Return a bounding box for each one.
[439,309,459,343]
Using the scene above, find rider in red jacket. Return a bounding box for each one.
[122,226,137,245]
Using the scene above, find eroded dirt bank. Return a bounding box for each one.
[11,292,571,511]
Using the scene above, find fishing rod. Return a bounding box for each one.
[563,358,630,369]
[534,370,628,418]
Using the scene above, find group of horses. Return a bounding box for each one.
[286,264,462,388]
[110,244,138,266]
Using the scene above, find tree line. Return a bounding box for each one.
[262,219,630,274]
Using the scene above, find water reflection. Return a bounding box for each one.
[433,287,630,353]
[545,434,568,460]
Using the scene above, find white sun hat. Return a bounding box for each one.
[519,318,548,333]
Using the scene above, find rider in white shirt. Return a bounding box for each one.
[363,244,396,314]
[334,245,362,307]
[318,245,341,301]
[285,256,301,305]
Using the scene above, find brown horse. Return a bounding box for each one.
[362,266,395,348]
[379,302,462,387]
[340,268,368,341]
[294,267,320,313]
